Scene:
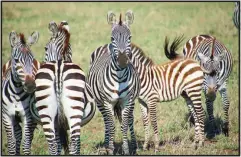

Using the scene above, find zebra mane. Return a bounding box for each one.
[211,37,216,59]
[19,33,26,45]
[131,43,154,66]
[119,13,122,25]
[58,24,70,60]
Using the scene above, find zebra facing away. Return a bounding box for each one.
[87,11,140,155]
[233,2,240,29]
[34,21,96,155]
[2,31,40,155]
[181,35,233,137]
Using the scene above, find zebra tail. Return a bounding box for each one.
[55,62,69,154]
[81,83,96,127]
[164,34,185,60]
[114,104,122,124]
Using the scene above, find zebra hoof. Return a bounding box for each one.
[106,148,114,155]
[199,141,204,147]
[98,148,108,155]
[122,149,130,155]
[143,143,150,151]
[194,142,199,150]
[222,123,229,137]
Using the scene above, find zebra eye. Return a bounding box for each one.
[44,47,48,51]
[111,37,114,42]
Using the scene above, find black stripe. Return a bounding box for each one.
[36,85,50,91]
[70,115,83,119]
[63,64,82,73]
[37,105,48,111]
[36,72,53,81]
[71,106,84,111]
[68,96,85,103]
[66,86,84,92]
[40,63,55,72]
[40,114,52,121]
[64,73,85,81]
[36,94,49,101]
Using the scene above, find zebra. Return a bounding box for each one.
[87,11,140,155]
[90,35,206,152]
[2,31,40,155]
[181,35,233,137]
[33,21,96,155]
[233,2,240,29]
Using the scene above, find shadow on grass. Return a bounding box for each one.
[184,112,225,139]
[94,134,182,155]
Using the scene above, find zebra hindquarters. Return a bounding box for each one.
[35,69,61,155]
[61,64,86,155]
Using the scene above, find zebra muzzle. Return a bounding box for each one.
[206,87,216,101]
[24,75,36,93]
[117,52,130,68]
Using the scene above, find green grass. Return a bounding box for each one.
[1,2,239,155]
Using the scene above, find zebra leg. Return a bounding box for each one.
[128,103,137,155]
[218,83,230,137]
[3,115,17,155]
[41,113,59,155]
[62,102,82,155]
[22,112,37,155]
[98,104,114,155]
[139,98,150,151]
[148,99,160,153]
[14,122,22,155]
[205,95,218,138]
[191,94,205,149]
[121,106,130,155]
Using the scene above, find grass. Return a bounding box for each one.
[1,2,239,155]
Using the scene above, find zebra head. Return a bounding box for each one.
[44,21,72,62]
[197,38,225,98]
[9,31,39,93]
[107,10,134,68]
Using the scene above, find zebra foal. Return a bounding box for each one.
[2,31,40,155]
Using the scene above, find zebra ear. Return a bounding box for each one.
[48,21,58,38]
[9,31,19,48]
[125,10,134,26]
[28,31,39,46]
[107,11,116,25]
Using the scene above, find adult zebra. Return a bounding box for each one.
[33,21,96,155]
[181,35,233,137]
[87,11,140,155]
[233,2,240,29]
[2,31,40,155]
